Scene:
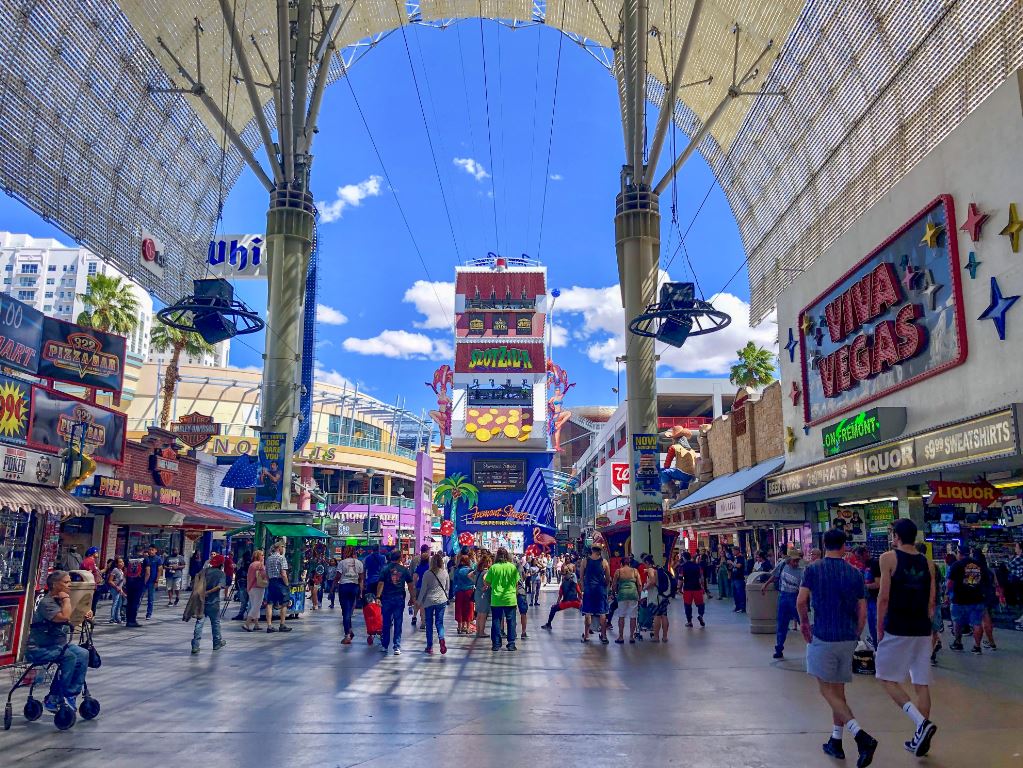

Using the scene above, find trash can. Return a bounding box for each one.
[68,570,96,626]
[745,572,778,635]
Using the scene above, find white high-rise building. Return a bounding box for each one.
[0,231,230,366]
[0,231,152,359]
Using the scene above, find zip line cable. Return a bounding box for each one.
[535,16,567,262]
[391,0,463,263]
[477,8,501,254]
[342,70,452,329]
[524,24,543,256]
[495,24,510,255]
[455,19,490,259]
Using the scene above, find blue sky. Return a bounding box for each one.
[0,21,775,417]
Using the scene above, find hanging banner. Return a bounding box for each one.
[255,431,286,510]
[38,317,127,393]
[0,294,44,375]
[632,433,663,522]
[0,373,32,445]
[27,388,127,465]
[206,234,267,279]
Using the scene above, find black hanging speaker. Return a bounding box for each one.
[157,277,264,343]
[193,312,237,344]
[658,282,696,347]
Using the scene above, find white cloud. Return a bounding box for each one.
[453,157,490,182]
[403,280,454,329]
[313,362,355,389]
[550,322,568,348]
[553,276,777,376]
[316,175,383,223]
[342,330,452,361]
[549,173,563,181]
[316,303,348,325]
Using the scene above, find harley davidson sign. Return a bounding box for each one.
[172,412,221,449]
[799,196,966,425]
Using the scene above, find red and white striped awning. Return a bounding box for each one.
[0,482,88,520]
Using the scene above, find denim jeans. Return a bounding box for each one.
[733,580,747,611]
[191,604,223,649]
[491,605,516,648]
[339,583,360,636]
[380,596,405,650]
[110,592,123,622]
[26,644,89,698]
[425,604,446,648]
[866,600,878,647]
[775,592,798,653]
[145,582,157,618]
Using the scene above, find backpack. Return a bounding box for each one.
[124,559,144,579]
[656,566,673,598]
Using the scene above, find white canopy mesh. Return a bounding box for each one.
[0,0,1019,318]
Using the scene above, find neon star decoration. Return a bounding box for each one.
[901,263,919,292]
[920,269,943,311]
[784,328,798,363]
[800,313,815,335]
[1001,203,1023,253]
[978,276,1019,341]
[964,251,981,280]
[803,425,811,436]
[960,203,989,242]
[921,220,944,248]
[789,381,801,406]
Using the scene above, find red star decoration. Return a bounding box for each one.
[960,202,989,242]
[789,381,801,406]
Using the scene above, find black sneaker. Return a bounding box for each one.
[279,625,293,633]
[266,626,277,633]
[905,719,937,757]
[822,737,845,760]
[685,622,693,628]
[971,645,982,655]
[773,651,784,659]
[697,616,705,627]
[506,644,517,651]
[854,731,878,767]
[949,641,964,651]
[541,623,552,631]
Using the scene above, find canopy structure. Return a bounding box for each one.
[0,1,1020,313]
[265,522,330,538]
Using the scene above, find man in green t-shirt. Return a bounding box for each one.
[485,548,520,651]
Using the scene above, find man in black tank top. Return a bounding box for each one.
[875,519,938,758]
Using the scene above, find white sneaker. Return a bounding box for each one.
[393,648,402,656]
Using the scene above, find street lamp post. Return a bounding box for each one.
[361,468,376,541]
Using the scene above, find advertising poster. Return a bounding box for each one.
[632,433,663,522]
[28,388,126,465]
[0,373,32,445]
[0,294,44,376]
[256,431,285,510]
[829,506,867,543]
[38,317,127,393]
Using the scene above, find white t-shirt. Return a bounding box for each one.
[337,557,364,585]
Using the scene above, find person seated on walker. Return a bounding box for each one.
[26,570,94,712]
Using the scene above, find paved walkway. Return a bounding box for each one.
[4,586,1022,767]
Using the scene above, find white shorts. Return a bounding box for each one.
[875,634,932,686]
[617,600,638,619]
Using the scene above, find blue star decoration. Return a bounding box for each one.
[964,251,981,280]
[803,425,811,436]
[978,276,1020,341]
[784,327,799,362]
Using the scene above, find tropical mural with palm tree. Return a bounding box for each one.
[151,318,216,430]
[433,473,479,551]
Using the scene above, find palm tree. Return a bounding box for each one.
[151,318,216,430]
[729,341,776,390]
[76,273,140,334]
[434,473,480,548]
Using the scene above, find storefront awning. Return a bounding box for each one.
[671,456,787,511]
[265,523,329,539]
[179,500,253,530]
[0,482,87,520]
[225,525,255,537]
[109,506,186,527]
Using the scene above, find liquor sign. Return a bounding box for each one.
[799,196,966,425]
[206,234,267,279]
[822,407,907,457]
[28,388,127,465]
[610,462,630,495]
[0,445,58,487]
[0,373,32,445]
[632,433,663,521]
[0,294,44,375]
[171,412,221,449]
[928,480,1000,509]
[38,317,126,393]
[767,408,1018,500]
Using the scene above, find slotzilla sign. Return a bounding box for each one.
[799,196,966,425]
[822,407,907,457]
[468,347,534,370]
[767,408,1018,500]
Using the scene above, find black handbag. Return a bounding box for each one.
[78,622,102,669]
